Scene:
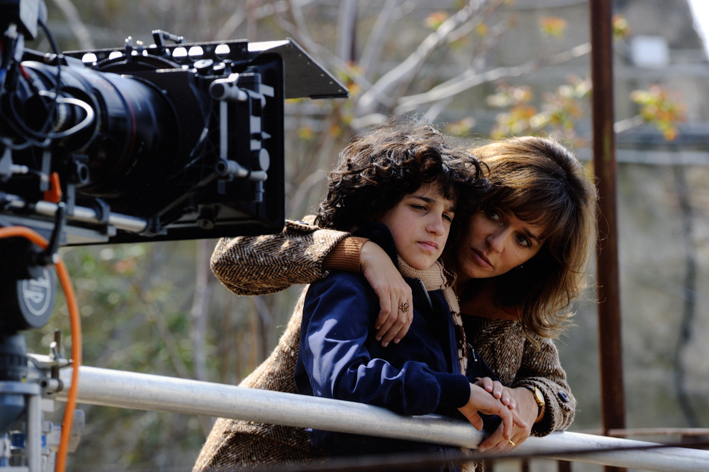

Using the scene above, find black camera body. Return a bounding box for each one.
[1,31,346,245]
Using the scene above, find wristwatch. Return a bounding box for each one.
[522,385,546,423]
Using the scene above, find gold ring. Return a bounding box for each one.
[398,302,410,313]
[508,440,515,446]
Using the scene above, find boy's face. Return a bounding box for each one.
[378,182,455,271]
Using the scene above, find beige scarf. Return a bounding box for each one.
[397,257,477,471]
[396,256,468,375]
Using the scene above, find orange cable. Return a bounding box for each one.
[0,226,81,472]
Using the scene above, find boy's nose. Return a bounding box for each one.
[427,215,445,235]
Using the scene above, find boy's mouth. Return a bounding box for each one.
[418,240,439,252]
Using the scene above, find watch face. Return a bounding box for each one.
[534,387,545,405]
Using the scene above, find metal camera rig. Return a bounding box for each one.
[0,0,347,469]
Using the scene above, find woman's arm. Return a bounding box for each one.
[358,242,413,345]
[211,217,413,344]
[473,343,572,454]
[511,335,576,436]
[210,218,352,296]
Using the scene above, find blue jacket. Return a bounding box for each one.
[294,267,471,458]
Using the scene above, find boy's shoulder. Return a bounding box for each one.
[313,269,373,293]
[305,271,380,318]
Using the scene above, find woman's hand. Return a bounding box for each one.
[458,383,527,441]
[476,385,538,453]
[360,241,413,347]
[474,377,516,409]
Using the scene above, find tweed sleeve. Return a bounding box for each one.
[511,335,576,437]
[210,218,352,295]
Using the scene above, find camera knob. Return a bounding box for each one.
[194,59,214,75]
[253,148,270,171]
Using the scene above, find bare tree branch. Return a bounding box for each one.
[360,0,400,79]
[274,3,377,98]
[424,97,454,123]
[614,115,644,134]
[190,239,212,383]
[357,0,488,116]
[337,0,358,63]
[288,169,327,215]
[395,42,592,113]
[252,296,272,361]
[215,4,247,40]
[51,0,94,49]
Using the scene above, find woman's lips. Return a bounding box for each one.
[472,248,492,268]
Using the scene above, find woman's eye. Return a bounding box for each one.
[487,209,501,222]
[516,234,530,248]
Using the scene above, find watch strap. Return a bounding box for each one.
[522,384,546,423]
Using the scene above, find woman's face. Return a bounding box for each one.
[453,207,547,284]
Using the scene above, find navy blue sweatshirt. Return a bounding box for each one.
[294,226,473,462]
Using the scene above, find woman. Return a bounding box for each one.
[193,133,596,471]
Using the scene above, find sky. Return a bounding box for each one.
[688,0,709,57]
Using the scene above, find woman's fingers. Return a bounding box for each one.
[463,384,527,439]
[478,424,525,453]
[360,242,413,347]
[475,378,506,401]
[372,282,412,345]
[491,397,527,441]
[477,425,506,452]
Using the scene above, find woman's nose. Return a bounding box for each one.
[487,228,509,253]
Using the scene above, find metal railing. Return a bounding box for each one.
[50,365,709,472]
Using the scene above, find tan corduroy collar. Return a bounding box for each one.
[397,256,460,314]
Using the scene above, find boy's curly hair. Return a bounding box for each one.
[315,120,488,240]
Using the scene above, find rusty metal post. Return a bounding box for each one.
[589,2,626,472]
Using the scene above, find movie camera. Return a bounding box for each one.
[0,0,347,468]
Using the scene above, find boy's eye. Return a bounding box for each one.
[443,213,454,223]
[411,204,427,211]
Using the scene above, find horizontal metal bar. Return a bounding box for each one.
[55,366,709,471]
[34,200,148,232]
[8,197,148,233]
[607,428,709,437]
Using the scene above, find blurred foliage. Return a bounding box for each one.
[425,11,450,30]
[487,76,591,146]
[539,16,567,39]
[612,14,631,40]
[631,84,687,141]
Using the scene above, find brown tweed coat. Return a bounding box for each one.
[193,219,576,471]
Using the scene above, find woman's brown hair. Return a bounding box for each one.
[315,120,488,240]
[469,136,597,339]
